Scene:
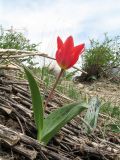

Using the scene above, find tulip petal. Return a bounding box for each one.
[66,43,85,69]
[63,36,74,54]
[74,44,85,56]
[57,36,63,49]
[56,50,67,69]
[56,36,74,69]
[56,50,62,65]
[59,36,73,67]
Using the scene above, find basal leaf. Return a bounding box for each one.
[24,67,43,139]
[83,96,100,133]
[41,102,87,144]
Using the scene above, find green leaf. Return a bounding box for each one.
[24,67,43,139]
[107,124,120,133]
[83,96,100,133]
[41,102,87,144]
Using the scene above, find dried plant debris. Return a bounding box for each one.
[0,71,120,160]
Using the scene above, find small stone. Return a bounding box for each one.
[89,86,94,91]
[112,87,117,91]
[78,83,84,89]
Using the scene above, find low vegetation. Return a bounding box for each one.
[0,28,119,134]
[79,34,120,82]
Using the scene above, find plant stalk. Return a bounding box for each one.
[45,69,64,109]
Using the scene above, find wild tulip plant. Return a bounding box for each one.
[24,36,87,144]
[45,36,85,107]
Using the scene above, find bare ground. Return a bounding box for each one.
[0,72,120,160]
[76,79,120,106]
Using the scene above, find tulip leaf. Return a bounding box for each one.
[83,96,100,133]
[41,102,87,144]
[24,67,43,140]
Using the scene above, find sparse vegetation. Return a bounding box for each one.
[0,26,38,51]
[0,30,119,159]
[79,34,120,82]
[0,26,40,66]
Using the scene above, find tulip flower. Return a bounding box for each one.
[56,36,85,70]
[45,36,85,108]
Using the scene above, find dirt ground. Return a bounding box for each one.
[0,74,120,160]
[76,79,120,106]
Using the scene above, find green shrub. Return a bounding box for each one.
[80,34,120,81]
[0,26,40,65]
[0,27,39,50]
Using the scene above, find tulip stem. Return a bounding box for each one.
[45,69,64,109]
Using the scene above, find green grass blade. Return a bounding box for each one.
[24,67,43,137]
[41,102,87,144]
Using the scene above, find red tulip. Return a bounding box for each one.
[56,36,85,70]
